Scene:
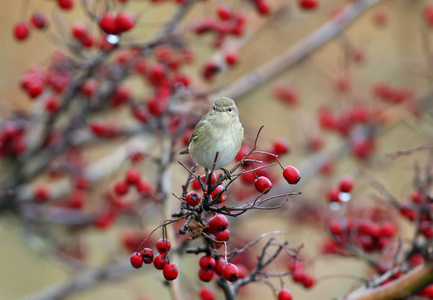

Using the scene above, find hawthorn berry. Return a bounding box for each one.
[116,12,135,33]
[99,12,118,35]
[114,180,128,196]
[254,176,272,194]
[410,188,423,204]
[199,255,216,270]
[153,253,169,270]
[380,221,396,238]
[224,50,239,66]
[210,185,226,203]
[214,257,226,276]
[302,273,316,288]
[222,263,238,282]
[199,286,215,300]
[215,229,230,242]
[278,289,293,300]
[198,268,214,282]
[207,214,228,234]
[217,4,232,20]
[299,0,318,10]
[327,187,340,202]
[273,138,290,155]
[125,168,141,185]
[141,248,154,264]
[57,0,74,10]
[34,185,50,202]
[339,176,354,193]
[163,263,178,281]
[185,191,201,207]
[283,166,300,184]
[273,85,299,106]
[130,252,143,269]
[14,21,30,41]
[30,12,48,29]
[156,238,171,253]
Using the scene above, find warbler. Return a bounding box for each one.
[181,96,244,173]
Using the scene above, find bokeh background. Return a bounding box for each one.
[1,0,433,299]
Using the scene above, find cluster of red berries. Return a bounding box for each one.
[112,168,152,197]
[13,12,48,41]
[197,254,239,283]
[288,258,316,289]
[0,121,28,157]
[398,188,433,238]
[98,12,135,35]
[130,238,178,281]
[326,176,354,203]
[327,217,397,253]
[193,6,247,51]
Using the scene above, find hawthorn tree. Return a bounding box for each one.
[1,0,433,299]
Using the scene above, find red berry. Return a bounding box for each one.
[339,176,354,193]
[198,268,214,282]
[199,255,216,270]
[410,188,423,204]
[210,185,226,203]
[163,263,178,281]
[116,12,135,33]
[30,12,48,29]
[34,185,50,202]
[278,289,293,300]
[156,238,171,253]
[283,166,301,184]
[329,219,343,235]
[425,4,433,27]
[327,187,340,202]
[199,286,215,300]
[254,176,272,194]
[215,229,230,242]
[222,263,238,282]
[99,12,118,35]
[114,180,128,196]
[141,248,154,264]
[57,0,74,10]
[72,23,87,40]
[273,85,299,106]
[292,269,306,282]
[217,4,232,20]
[185,191,202,207]
[153,253,169,270]
[299,0,318,10]
[130,252,143,269]
[214,257,226,276]
[273,138,290,155]
[380,221,396,237]
[14,21,30,41]
[45,96,59,113]
[207,214,228,234]
[125,168,141,185]
[236,145,251,162]
[302,273,316,288]
[224,50,239,66]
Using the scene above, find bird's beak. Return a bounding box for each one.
[217,107,225,112]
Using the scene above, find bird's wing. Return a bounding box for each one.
[178,112,209,155]
[189,112,209,143]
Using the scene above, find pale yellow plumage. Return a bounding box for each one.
[185,96,244,170]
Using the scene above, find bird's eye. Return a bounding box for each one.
[228,108,232,112]
[213,106,216,111]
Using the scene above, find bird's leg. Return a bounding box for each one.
[221,168,232,180]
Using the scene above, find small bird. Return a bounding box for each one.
[181,96,244,174]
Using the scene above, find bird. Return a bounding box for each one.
[180,96,244,176]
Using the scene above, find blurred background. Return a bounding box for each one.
[1,0,432,299]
